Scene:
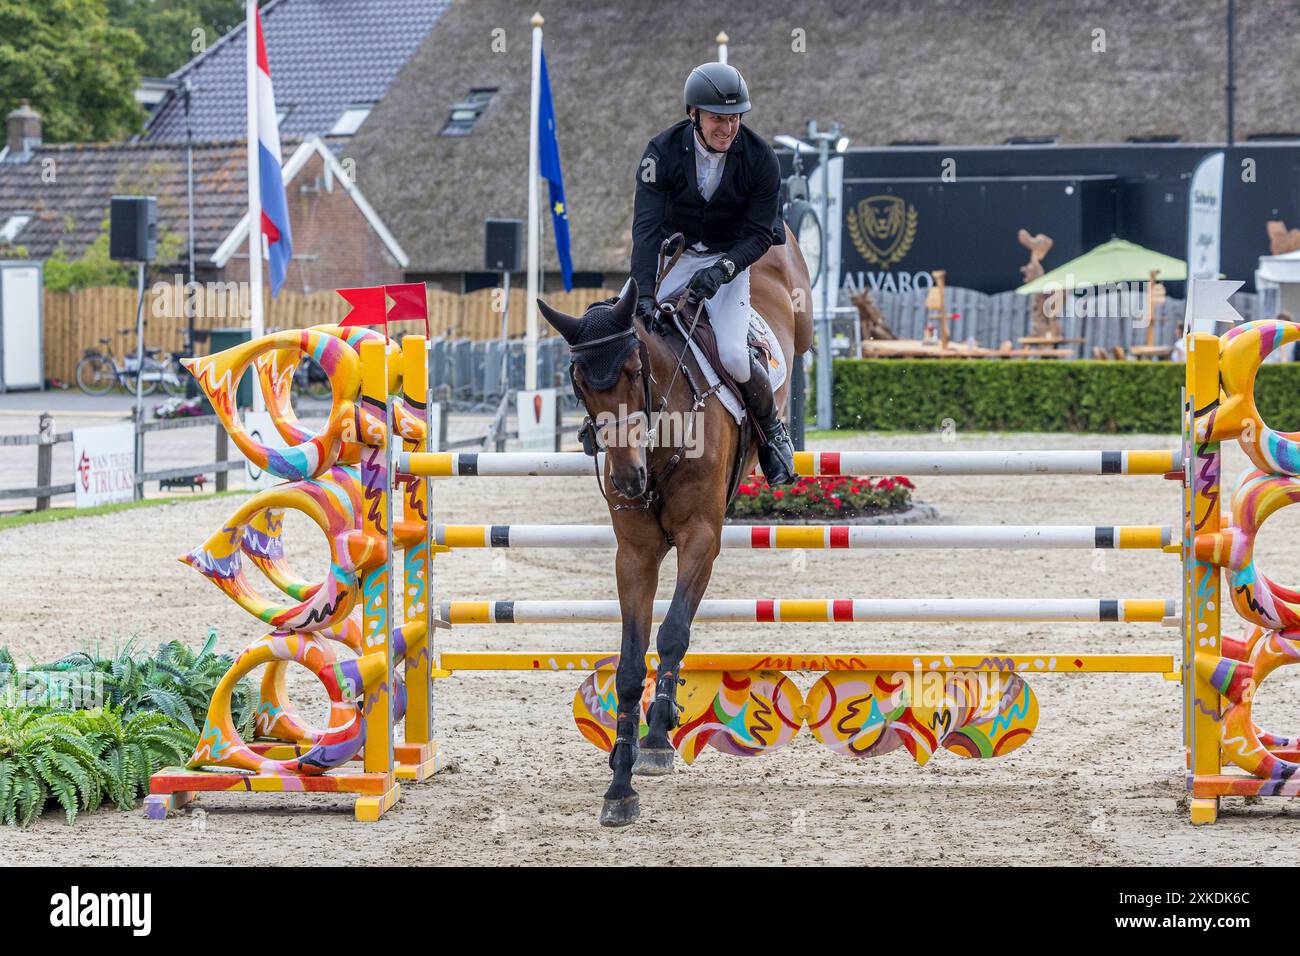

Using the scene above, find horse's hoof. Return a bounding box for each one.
[632,747,674,776]
[600,794,640,827]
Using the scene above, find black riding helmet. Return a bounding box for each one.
[684,62,750,152]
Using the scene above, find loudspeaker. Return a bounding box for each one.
[109,195,157,262]
[484,219,524,272]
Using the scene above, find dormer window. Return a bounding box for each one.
[1,214,30,242]
[440,88,497,136]
[330,104,373,136]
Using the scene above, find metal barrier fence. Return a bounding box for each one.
[430,337,569,407]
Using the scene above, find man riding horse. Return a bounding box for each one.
[629,61,797,484]
[536,62,813,826]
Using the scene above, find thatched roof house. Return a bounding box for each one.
[344,0,1300,289]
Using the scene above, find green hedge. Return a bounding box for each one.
[826,358,1300,433]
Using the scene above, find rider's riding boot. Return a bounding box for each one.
[736,347,797,485]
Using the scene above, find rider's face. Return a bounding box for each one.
[693,109,740,151]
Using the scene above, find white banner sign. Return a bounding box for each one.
[72,423,135,508]
[1186,151,1225,282]
[243,411,290,490]
[517,388,558,452]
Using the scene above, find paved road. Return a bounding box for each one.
[0,387,567,513]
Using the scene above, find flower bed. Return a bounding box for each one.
[728,474,916,521]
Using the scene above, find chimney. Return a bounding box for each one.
[6,101,42,159]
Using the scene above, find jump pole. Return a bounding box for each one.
[440,651,1177,675]
[439,597,1177,625]
[401,448,1182,479]
[434,523,1174,550]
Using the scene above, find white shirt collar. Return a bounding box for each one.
[693,130,724,165]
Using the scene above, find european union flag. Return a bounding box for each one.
[538,51,573,291]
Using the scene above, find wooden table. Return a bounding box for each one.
[1127,345,1175,361]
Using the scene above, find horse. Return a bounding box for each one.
[537,226,813,826]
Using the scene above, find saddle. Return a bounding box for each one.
[660,298,773,439]
[655,294,769,508]
[652,231,775,443]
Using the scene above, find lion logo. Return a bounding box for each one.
[847,195,918,269]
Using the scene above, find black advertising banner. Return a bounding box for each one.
[839,176,1116,295]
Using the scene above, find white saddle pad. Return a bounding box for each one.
[671,307,787,427]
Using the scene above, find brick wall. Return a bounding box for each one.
[219,153,403,293]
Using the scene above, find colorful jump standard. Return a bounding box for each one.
[1184,321,1300,823]
[147,321,440,822]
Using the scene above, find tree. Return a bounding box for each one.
[0,0,145,143]
[108,0,244,79]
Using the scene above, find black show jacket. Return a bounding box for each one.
[630,119,784,295]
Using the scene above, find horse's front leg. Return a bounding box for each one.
[636,518,721,775]
[601,532,668,827]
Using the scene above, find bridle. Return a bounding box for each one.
[569,234,721,511]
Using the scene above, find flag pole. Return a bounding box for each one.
[246,0,265,411]
[525,11,543,392]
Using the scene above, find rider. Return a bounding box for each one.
[629,61,797,485]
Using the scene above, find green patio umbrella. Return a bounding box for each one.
[1016,238,1187,294]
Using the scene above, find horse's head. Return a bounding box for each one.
[538,279,653,500]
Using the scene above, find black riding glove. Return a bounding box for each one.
[635,295,657,319]
[686,257,736,300]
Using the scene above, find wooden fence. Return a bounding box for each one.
[42,284,619,386]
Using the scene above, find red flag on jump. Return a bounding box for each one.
[385,282,429,335]
[337,286,388,329]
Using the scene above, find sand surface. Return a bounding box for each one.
[3,429,1299,866]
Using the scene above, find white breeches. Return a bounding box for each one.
[657,249,755,382]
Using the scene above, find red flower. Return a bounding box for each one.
[773,490,784,499]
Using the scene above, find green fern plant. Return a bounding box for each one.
[0,706,197,827]
[73,709,194,810]
[25,632,256,739]
[0,708,105,827]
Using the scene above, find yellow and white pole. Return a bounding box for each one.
[1186,331,1223,824]
[357,339,396,818]
[401,335,436,770]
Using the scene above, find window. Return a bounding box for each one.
[1127,135,1180,144]
[440,88,498,136]
[1,214,30,243]
[888,139,939,147]
[1005,135,1058,145]
[1248,132,1300,142]
[330,104,373,136]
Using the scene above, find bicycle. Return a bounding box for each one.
[75,328,187,397]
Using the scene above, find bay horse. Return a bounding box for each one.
[537,226,813,826]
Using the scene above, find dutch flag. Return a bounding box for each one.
[251,4,292,296]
